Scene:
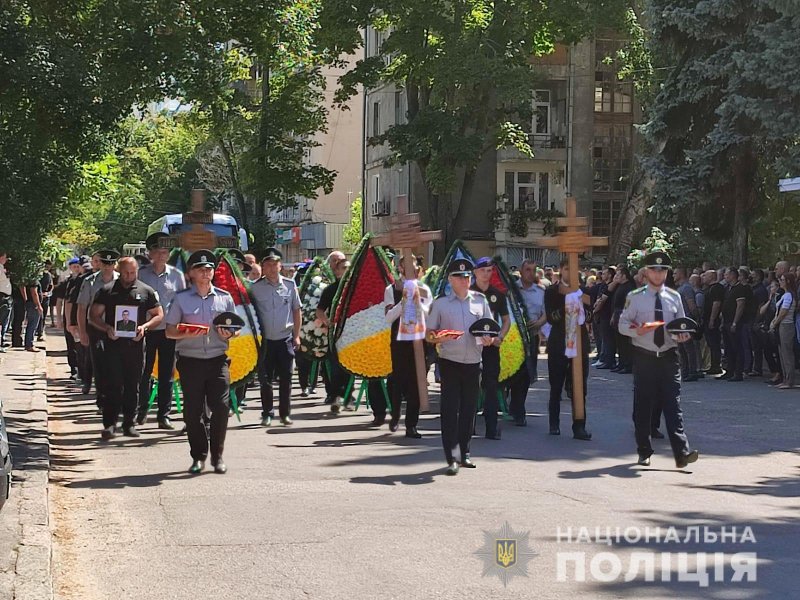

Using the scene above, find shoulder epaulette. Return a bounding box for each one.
[630,286,647,295]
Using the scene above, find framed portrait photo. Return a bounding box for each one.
[114,305,139,338]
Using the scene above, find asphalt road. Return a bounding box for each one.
[46,337,799,600]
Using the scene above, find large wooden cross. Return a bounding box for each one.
[534,197,607,424]
[373,195,442,411]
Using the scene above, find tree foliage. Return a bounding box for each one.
[323,0,629,255]
[342,195,363,254]
[641,0,800,265]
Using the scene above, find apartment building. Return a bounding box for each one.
[363,32,638,266]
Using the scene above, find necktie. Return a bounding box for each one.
[654,292,665,347]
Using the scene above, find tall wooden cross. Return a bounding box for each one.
[373,195,442,411]
[534,197,607,424]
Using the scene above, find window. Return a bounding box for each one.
[372,101,380,137]
[594,40,633,114]
[592,199,623,238]
[593,124,632,192]
[370,174,386,216]
[504,171,551,211]
[395,90,404,125]
[533,90,551,137]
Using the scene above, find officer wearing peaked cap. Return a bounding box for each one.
[166,249,238,475]
[426,257,493,475]
[618,250,699,469]
[137,232,186,429]
[250,246,302,427]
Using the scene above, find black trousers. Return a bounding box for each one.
[258,338,295,418]
[76,340,92,385]
[11,296,24,346]
[367,379,387,419]
[64,327,78,373]
[705,325,722,371]
[137,329,176,420]
[632,349,691,459]
[296,355,317,390]
[389,341,420,429]
[547,341,589,429]
[480,345,501,435]
[89,333,110,407]
[615,330,633,369]
[103,340,144,429]
[176,355,230,462]
[722,324,742,376]
[439,359,480,463]
[323,349,349,401]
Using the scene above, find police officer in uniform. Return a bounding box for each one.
[250,247,302,427]
[137,232,186,428]
[426,258,494,475]
[166,250,238,474]
[90,257,162,440]
[470,257,510,439]
[77,250,120,405]
[618,251,700,469]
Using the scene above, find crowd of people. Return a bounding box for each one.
[577,260,800,389]
[4,236,797,477]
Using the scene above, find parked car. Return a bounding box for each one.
[0,398,11,513]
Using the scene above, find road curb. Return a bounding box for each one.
[1,346,53,600]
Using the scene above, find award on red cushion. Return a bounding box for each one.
[177,323,209,335]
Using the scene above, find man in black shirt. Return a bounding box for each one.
[611,268,635,373]
[315,251,349,412]
[702,270,725,375]
[545,259,591,440]
[592,266,617,369]
[719,267,750,381]
[58,259,83,378]
[90,257,162,439]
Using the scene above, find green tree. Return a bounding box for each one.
[59,111,208,252]
[641,0,800,265]
[323,0,628,257]
[342,195,363,253]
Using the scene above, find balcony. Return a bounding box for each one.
[498,134,567,163]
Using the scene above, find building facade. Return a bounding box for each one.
[363,33,638,267]
[270,60,364,262]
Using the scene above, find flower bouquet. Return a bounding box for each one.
[298,257,335,360]
[331,234,395,378]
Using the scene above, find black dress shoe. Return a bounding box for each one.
[188,460,204,474]
[136,412,147,426]
[100,426,116,441]
[461,457,477,468]
[637,453,651,466]
[596,363,612,370]
[549,426,561,436]
[651,429,665,439]
[572,422,592,440]
[389,418,399,432]
[81,383,91,394]
[727,375,744,382]
[513,416,527,427]
[405,428,422,439]
[675,450,699,469]
[619,368,632,374]
[370,416,386,427]
[158,418,175,430]
[445,462,459,476]
[485,431,501,440]
[212,459,227,474]
[716,372,732,380]
[122,425,141,438]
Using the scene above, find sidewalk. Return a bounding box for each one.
[0,335,52,600]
